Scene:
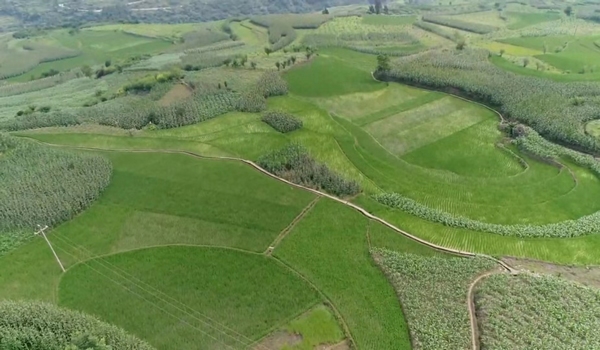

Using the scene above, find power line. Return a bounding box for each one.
[53,234,271,350]
[52,242,240,350]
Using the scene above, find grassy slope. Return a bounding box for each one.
[0,151,315,301]
[8,29,172,82]
[506,12,561,30]
[274,199,413,350]
[59,247,320,350]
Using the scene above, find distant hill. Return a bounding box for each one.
[0,0,365,30]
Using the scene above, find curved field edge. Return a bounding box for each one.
[58,245,322,350]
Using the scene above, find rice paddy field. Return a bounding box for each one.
[3,4,600,349]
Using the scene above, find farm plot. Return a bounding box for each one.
[475,273,600,349]
[8,29,172,82]
[0,151,316,301]
[373,249,497,350]
[506,11,561,30]
[587,120,600,139]
[59,247,320,350]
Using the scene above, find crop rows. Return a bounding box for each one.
[476,273,600,349]
[0,134,112,254]
[0,71,78,97]
[413,21,461,42]
[0,301,154,349]
[373,249,496,350]
[377,48,600,154]
[0,43,80,80]
[421,15,498,34]
[251,14,332,51]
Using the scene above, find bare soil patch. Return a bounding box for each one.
[503,256,600,289]
[158,83,193,106]
[316,340,350,350]
[252,332,302,350]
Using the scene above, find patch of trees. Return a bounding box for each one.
[257,143,360,197]
[261,111,303,133]
[0,301,154,350]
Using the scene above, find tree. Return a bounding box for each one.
[543,44,548,54]
[251,62,257,69]
[456,39,466,50]
[383,5,389,14]
[322,7,329,14]
[376,54,391,72]
[375,0,382,14]
[499,49,505,57]
[240,55,248,66]
[104,59,111,67]
[264,47,273,56]
[523,57,530,67]
[81,65,93,78]
[232,60,240,68]
[223,58,232,67]
[368,5,375,13]
[564,6,572,17]
[275,61,281,70]
[291,56,296,64]
[536,62,543,71]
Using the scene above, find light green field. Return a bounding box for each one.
[500,35,600,74]
[362,15,416,26]
[88,23,205,39]
[587,120,600,139]
[506,11,561,30]
[7,29,172,82]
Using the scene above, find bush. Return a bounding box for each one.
[257,143,360,197]
[256,71,288,97]
[0,301,155,350]
[262,111,303,133]
[0,134,112,254]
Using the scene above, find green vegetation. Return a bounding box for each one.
[251,14,331,51]
[282,305,345,349]
[275,200,413,349]
[60,247,320,350]
[258,144,360,197]
[413,21,461,42]
[262,111,303,133]
[0,134,111,255]
[506,11,561,30]
[476,273,600,349]
[422,15,497,34]
[0,301,154,350]
[362,15,416,26]
[373,249,496,350]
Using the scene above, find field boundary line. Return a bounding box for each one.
[467,269,510,350]
[270,256,357,349]
[27,138,516,273]
[265,196,321,256]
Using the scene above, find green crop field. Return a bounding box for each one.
[3,4,600,349]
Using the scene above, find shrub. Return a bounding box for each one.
[262,111,303,133]
[257,143,360,197]
[0,134,112,254]
[0,301,155,350]
[256,71,288,97]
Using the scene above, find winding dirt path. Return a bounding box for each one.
[29,139,517,350]
[467,270,504,350]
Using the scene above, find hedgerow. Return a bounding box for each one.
[0,301,155,350]
[373,249,496,350]
[262,111,303,133]
[374,191,600,238]
[257,143,360,197]
[476,273,600,349]
[377,48,600,154]
[421,15,498,34]
[0,134,112,254]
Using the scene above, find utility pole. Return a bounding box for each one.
[35,225,65,272]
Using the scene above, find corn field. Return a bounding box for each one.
[261,110,303,133]
[0,300,155,350]
[421,15,498,34]
[373,249,496,350]
[475,273,600,349]
[0,134,112,254]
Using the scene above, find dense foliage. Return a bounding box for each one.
[262,111,303,133]
[0,134,112,254]
[421,15,498,34]
[476,273,600,349]
[377,49,600,154]
[373,249,496,350]
[374,191,600,238]
[0,301,155,350]
[257,143,360,197]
